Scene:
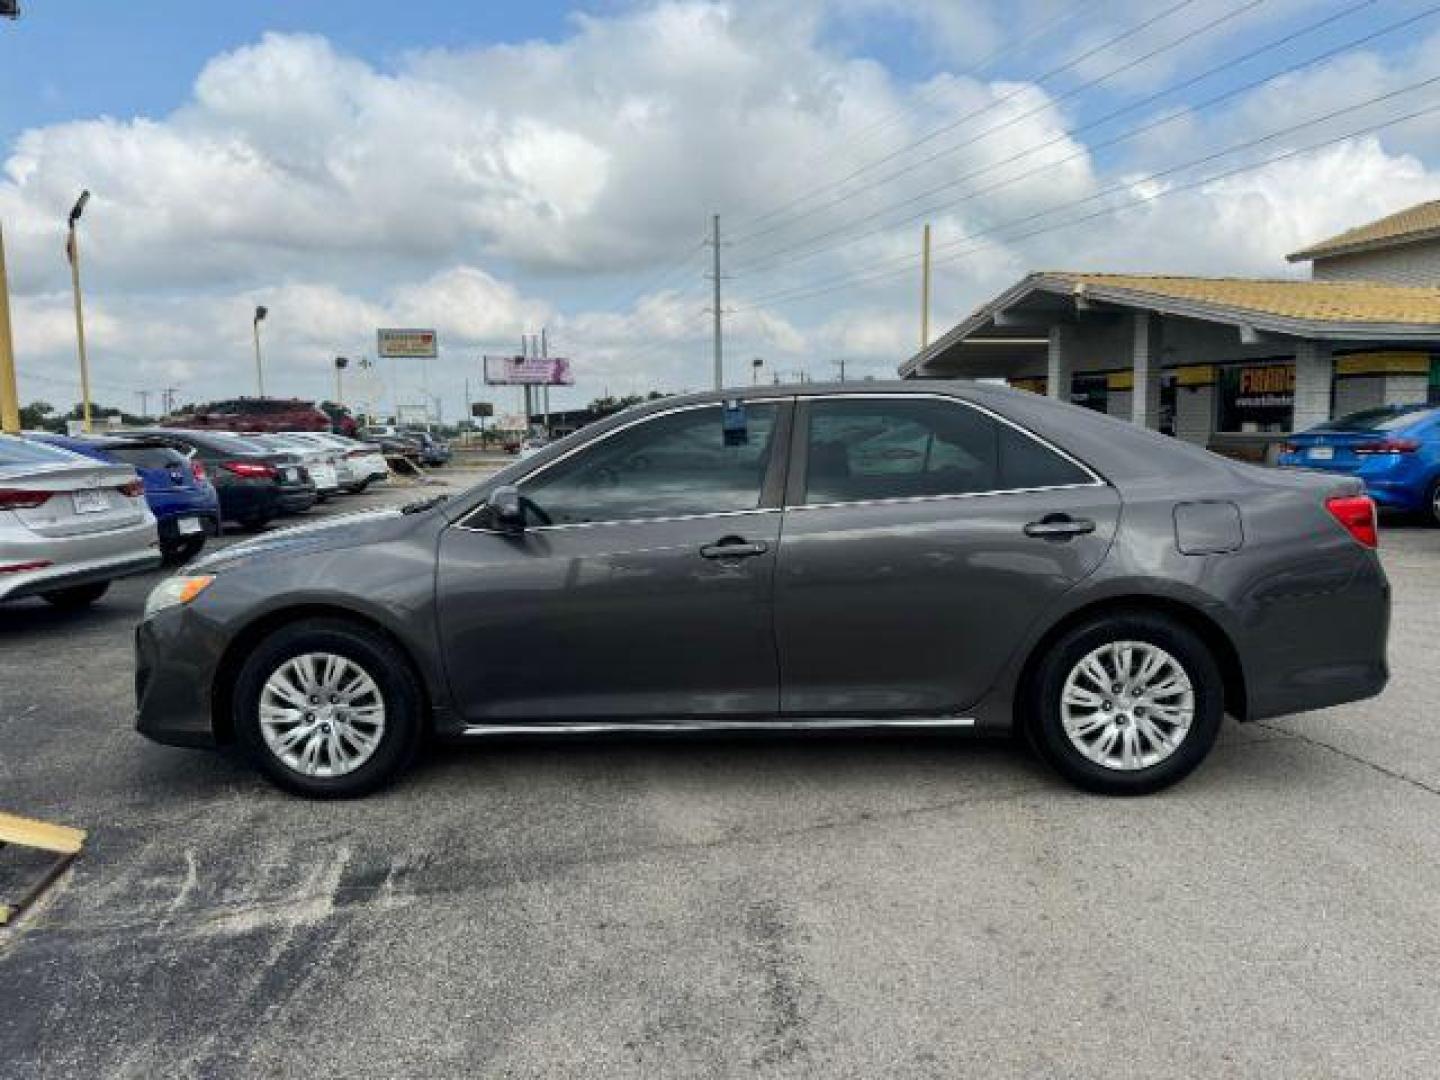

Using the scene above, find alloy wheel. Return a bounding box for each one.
[1059,641,1195,772]
[259,652,387,778]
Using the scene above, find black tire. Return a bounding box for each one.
[1424,478,1440,528]
[233,617,423,798]
[40,581,110,609]
[162,536,207,566]
[1023,612,1223,796]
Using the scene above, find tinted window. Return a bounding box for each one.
[107,444,187,470]
[997,424,1091,489]
[522,404,778,525]
[801,397,1089,504]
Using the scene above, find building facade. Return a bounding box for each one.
[902,201,1440,456]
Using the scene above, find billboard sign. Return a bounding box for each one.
[483,354,574,386]
[377,328,438,359]
[470,402,494,418]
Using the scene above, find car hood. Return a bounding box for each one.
[193,509,411,571]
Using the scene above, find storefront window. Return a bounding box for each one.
[1216,363,1294,433]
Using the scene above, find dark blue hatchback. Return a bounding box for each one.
[1278,403,1440,524]
[26,433,222,563]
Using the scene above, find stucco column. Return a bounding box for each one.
[1131,312,1163,430]
[1292,340,1334,432]
[1047,324,1075,402]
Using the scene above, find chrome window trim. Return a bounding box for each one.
[787,481,1104,514]
[455,397,791,532]
[792,390,1107,509]
[455,506,782,536]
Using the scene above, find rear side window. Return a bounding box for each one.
[800,397,1091,505]
[107,444,186,470]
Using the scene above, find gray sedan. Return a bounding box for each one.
[134,383,1389,797]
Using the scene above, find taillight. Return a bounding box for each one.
[221,459,278,480]
[1326,494,1378,549]
[0,488,52,510]
[1353,438,1419,455]
[118,478,145,498]
[191,460,207,483]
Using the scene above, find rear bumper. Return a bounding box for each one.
[0,523,162,601]
[1237,551,1391,721]
[278,485,317,513]
[216,481,280,524]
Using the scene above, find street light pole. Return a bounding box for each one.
[0,222,20,434]
[67,190,92,431]
[252,305,268,398]
[334,356,348,407]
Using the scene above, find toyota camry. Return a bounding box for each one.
[134,383,1389,797]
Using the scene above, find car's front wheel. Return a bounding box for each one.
[1024,612,1223,795]
[233,618,423,798]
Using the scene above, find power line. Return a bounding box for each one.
[735,0,1418,278]
[730,0,1208,246]
[734,82,1440,313]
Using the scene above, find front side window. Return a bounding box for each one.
[801,397,1090,505]
[520,403,778,525]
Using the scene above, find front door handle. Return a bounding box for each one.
[1023,514,1096,539]
[700,536,770,560]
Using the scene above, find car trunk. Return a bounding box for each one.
[1,461,147,538]
[1283,430,1382,473]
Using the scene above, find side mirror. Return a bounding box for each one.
[488,484,525,532]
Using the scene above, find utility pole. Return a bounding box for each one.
[520,334,532,435]
[161,387,178,416]
[833,357,847,383]
[334,356,348,407]
[66,190,93,431]
[135,389,150,418]
[540,327,550,437]
[920,222,932,355]
[0,222,20,434]
[709,213,723,390]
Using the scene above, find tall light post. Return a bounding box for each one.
[0,223,20,434]
[334,356,348,407]
[252,305,268,398]
[66,190,93,431]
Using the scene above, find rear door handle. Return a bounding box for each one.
[1023,515,1096,539]
[700,537,770,560]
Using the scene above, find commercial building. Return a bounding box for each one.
[901,200,1440,458]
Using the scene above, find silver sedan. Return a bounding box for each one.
[0,434,161,608]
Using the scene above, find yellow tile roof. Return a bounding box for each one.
[1287,199,1440,261]
[1047,272,1440,326]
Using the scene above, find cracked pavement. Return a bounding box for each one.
[2,476,1438,1079]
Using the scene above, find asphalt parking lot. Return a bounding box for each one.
[2,474,1439,1079]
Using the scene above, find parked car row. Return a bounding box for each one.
[2,428,391,607]
[359,426,452,467]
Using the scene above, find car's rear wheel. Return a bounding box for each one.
[1425,478,1440,527]
[233,618,423,798]
[1024,612,1222,795]
[40,581,110,609]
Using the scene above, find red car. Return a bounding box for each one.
[163,398,331,433]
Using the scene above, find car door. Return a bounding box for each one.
[774,393,1121,717]
[436,399,792,724]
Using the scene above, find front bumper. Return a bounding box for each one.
[135,604,227,748]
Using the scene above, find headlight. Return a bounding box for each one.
[143,574,215,620]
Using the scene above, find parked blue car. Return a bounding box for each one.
[1278,403,1440,524]
[26,432,222,563]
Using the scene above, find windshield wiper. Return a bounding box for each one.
[400,494,449,515]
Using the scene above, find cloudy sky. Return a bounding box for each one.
[3,0,1440,421]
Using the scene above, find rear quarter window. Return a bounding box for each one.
[997,425,1094,489]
